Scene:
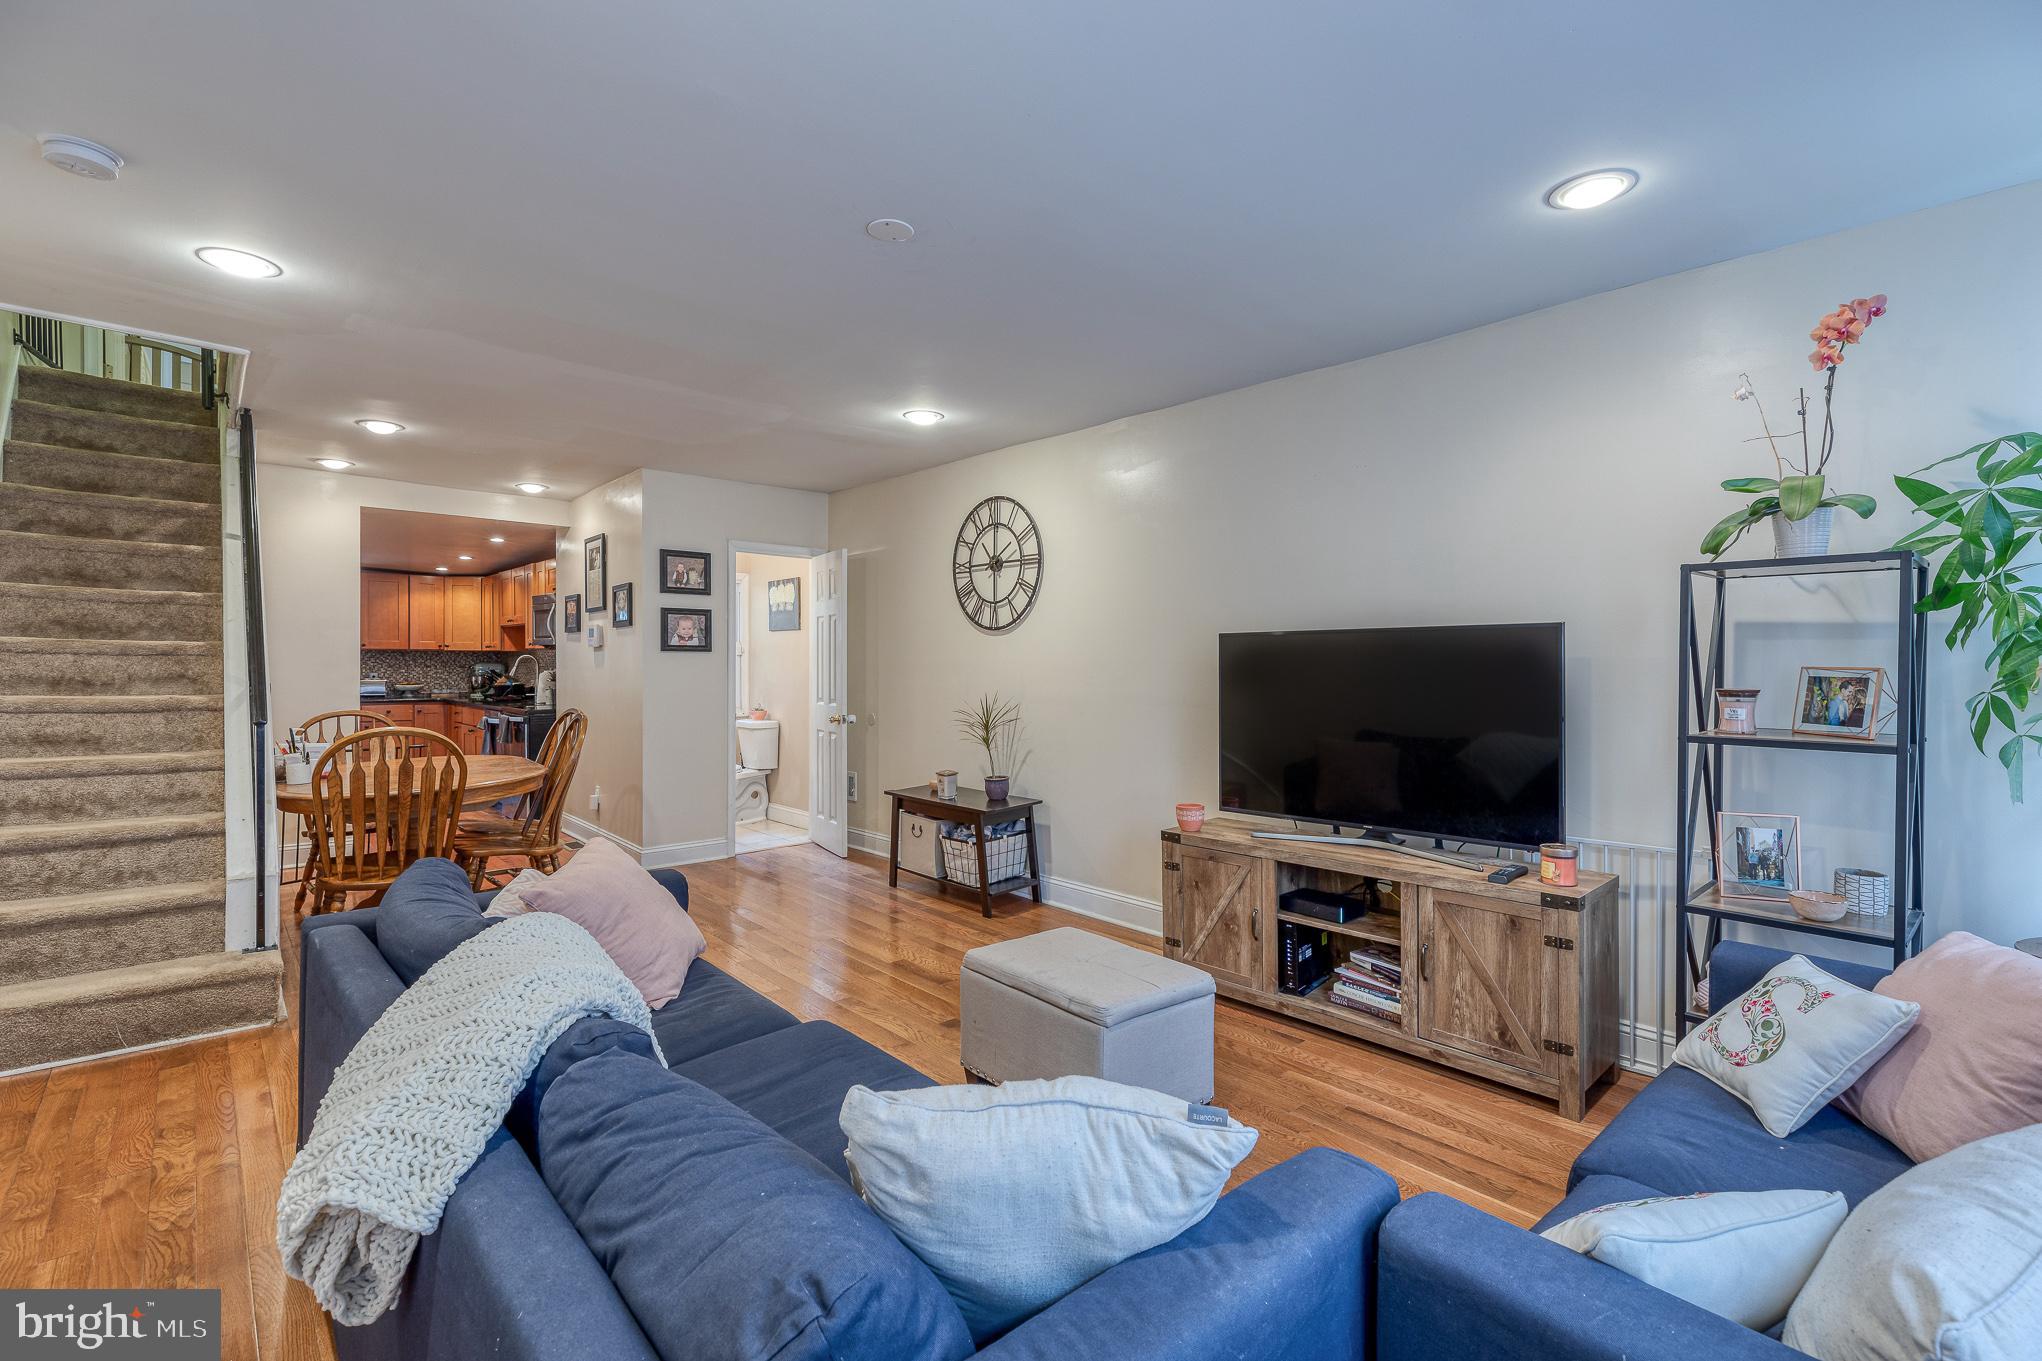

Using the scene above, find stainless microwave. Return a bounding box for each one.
[530,593,557,646]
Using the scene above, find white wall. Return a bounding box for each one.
[256,464,571,739]
[831,180,2042,947]
[558,472,645,844]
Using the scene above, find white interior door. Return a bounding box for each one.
[809,549,851,857]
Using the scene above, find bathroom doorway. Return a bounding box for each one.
[731,547,816,854]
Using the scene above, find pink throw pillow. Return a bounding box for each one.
[519,837,705,1008]
[1838,931,2042,1163]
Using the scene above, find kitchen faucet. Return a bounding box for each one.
[508,654,539,683]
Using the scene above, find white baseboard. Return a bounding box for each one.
[845,827,1162,936]
[767,803,810,831]
[562,815,732,869]
[1618,1020,1675,1077]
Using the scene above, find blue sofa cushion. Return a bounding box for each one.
[538,1049,975,1361]
[505,1015,660,1151]
[378,858,498,985]
[1573,1065,1911,1208]
[675,1020,936,1183]
[1531,1172,1673,1234]
[1705,941,1888,1010]
[648,957,802,1066]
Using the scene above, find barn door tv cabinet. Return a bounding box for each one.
[1161,819,1620,1119]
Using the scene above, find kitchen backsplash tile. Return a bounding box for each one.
[362,648,556,694]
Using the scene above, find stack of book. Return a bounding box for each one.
[1329,945,1403,1023]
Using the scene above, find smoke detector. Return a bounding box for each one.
[40,135,123,181]
[865,218,915,243]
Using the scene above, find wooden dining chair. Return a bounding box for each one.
[289,710,403,910]
[304,727,469,914]
[453,709,588,889]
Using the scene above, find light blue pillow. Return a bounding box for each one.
[840,1075,1258,1341]
[1542,1188,1847,1330]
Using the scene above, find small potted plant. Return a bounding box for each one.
[1700,294,1885,559]
[954,693,1026,801]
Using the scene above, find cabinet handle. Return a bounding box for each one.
[1420,935,1431,981]
[1250,912,1260,942]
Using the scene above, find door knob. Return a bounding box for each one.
[828,714,845,725]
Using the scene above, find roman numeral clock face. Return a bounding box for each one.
[952,495,1042,633]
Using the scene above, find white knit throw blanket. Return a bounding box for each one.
[277,911,666,1326]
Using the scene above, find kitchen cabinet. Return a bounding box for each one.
[449,704,488,756]
[499,566,531,627]
[361,573,410,650]
[445,576,484,650]
[408,702,449,736]
[533,559,557,595]
[407,574,449,649]
[361,702,414,726]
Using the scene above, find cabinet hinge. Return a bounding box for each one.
[1164,936,1183,949]
[1161,830,1182,844]
[1543,1038,1576,1056]
[1163,860,1181,872]
[1543,934,1575,951]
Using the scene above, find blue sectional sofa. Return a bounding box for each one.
[1375,941,1911,1361]
[297,865,1402,1361]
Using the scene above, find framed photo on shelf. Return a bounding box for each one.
[562,594,582,635]
[585,533,608,607]
[611,582,633,627]
[1791,666,1886,740]
[661,549,711,595]
[1716,811,1801,903]
[661,607,711,652]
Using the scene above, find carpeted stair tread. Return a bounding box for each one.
[0,528,220,593]
[0,694,223,759]
[0,813,226,902]
[4,399,218,464]
[0,693,221,714]
[0,636,222,697]
[0,949,280,1073]
[0,751,224,825]
[15,367,214,426]
[0,879,228,989]
[0,811,226,853]
[0,483,222,546]
[2,440,221,505]
[0,751,224,778]
[0,580,221,642]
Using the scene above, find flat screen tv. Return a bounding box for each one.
[1218,622,1564,851]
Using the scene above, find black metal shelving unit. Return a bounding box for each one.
[1675,550,1928,1036]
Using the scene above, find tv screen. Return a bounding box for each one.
[1218,623,1564,850]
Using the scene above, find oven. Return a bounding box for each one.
[483,709,555,758]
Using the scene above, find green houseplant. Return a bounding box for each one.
[954,693,1026,801]
[1894,432,2042,798]
[1700,294,1885,559]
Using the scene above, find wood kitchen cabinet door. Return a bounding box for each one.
[532,559,557,595]
[409,702,449,736]
[445,576,484,650]
[1416,889,1552,1077]
[499,567,530,627]
[1161,843,1268,990]
[408,575,449,649]
[361,572,410,650]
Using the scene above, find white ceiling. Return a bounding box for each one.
[2,3,2037,498]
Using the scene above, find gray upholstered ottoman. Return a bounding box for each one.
[959,926,1215,1103]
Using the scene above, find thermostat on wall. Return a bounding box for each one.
[585,623,605,649]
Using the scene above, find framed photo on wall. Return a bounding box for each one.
[1792,665,1885,740]
[611,582,634,627]
[661,607,711,652]
[563,594,582,635]
[585,533,608,608]
[1715,811,1801,904]
[767,576,800,631]
[661,549,711,595]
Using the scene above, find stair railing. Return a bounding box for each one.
[235,405,274,951]
[11,313,62,369]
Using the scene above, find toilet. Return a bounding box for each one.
[735,719,780,824]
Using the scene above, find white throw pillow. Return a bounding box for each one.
[482,867,548,917]
[1784,1123,2042,1361]
[839,1075,1258,1342]
[1541,1188,1847,1330]
[1673,955,1918,1136]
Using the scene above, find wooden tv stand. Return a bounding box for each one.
[1161,819,1619,1119]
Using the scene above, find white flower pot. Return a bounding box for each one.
[1772,506,1834,558]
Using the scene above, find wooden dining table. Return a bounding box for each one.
[274,753,546,817]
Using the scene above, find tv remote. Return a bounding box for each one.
[1486,864,1529,885]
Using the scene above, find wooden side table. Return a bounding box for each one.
[885,785,1042,918]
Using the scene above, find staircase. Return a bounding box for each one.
[0,365,279,1072]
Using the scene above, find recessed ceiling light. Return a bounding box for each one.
[457,554,474,561]
[1545,169,1637,211]
[313,458,355,471]
[40,135,123,181]
[354,418,405,435]
[194,246,283,278]
[866,218,915,243]
[514,482,549,495]
[434,565,449,573]
[488,536,506,544]
[901,409,945,426]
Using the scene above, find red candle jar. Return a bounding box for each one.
[1539,843,1578,887]
[1175,803,1206,832]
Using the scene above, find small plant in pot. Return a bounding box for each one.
[954,693,1026,801]
[1700,294,1885,559]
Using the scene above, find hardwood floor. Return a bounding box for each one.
[0,843,1640,1360]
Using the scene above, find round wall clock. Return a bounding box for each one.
[952,495,1042,633]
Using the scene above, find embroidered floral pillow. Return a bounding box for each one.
[1673,955,1919,1137]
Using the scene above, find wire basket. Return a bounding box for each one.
[1832,867,1892,918]
[942,829,1029,888]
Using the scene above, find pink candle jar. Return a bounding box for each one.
[1175,803,1207,832]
